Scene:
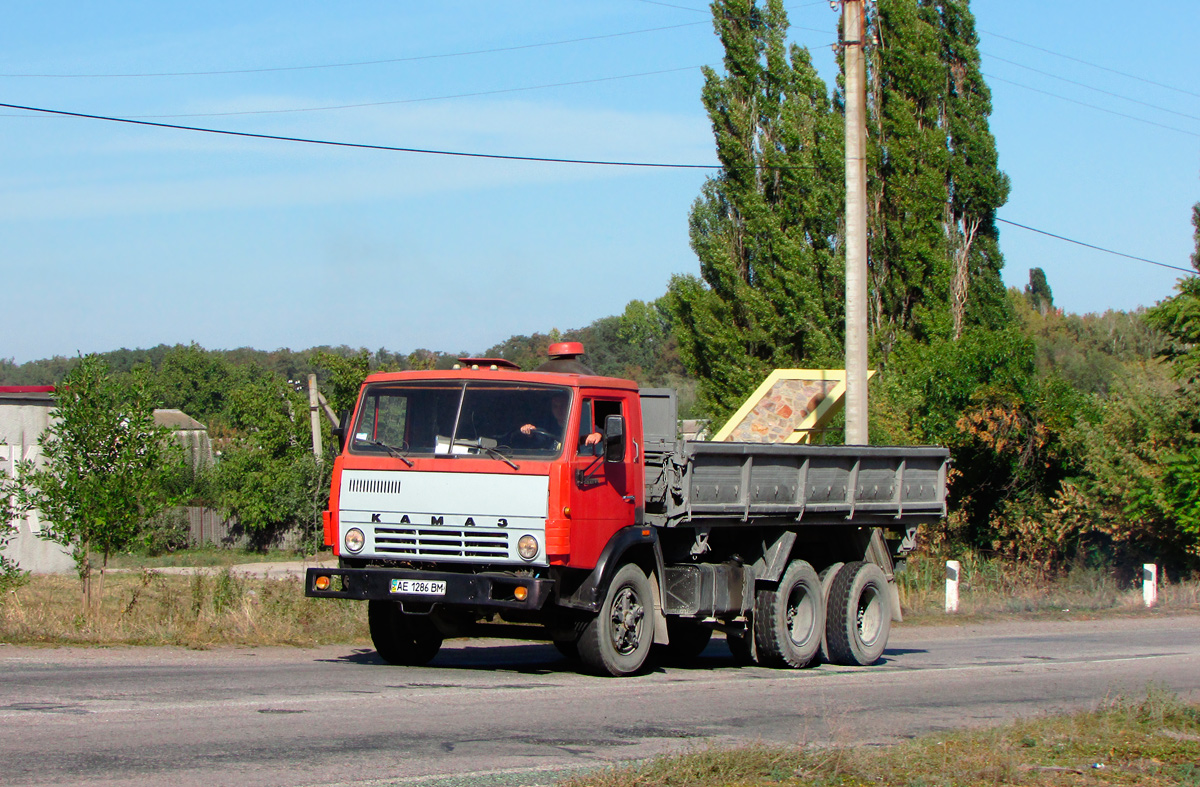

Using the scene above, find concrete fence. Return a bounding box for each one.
[182,507,307,552]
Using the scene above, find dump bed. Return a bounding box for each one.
[639,388,949,529]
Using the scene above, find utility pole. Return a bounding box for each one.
[307,374,323,460]
[842,0,870,445]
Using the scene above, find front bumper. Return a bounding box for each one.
[304,567,555,610]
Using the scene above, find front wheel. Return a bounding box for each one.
[824,561,890,666]
[368,600,443,666]
[578,563,655,676]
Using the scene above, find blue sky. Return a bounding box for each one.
[2,1,1197,363]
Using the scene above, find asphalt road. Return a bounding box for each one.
[2,614,1198,787]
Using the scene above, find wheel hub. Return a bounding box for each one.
[609,587,645,655]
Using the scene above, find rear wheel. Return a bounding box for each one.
[368,600,443,666]
[753,560,824,668]
[578,563,655,676]
[825,561,890,666]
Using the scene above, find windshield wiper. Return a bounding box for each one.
[477,443,520,471]
[445,438,520,470]
[369,440,413,467]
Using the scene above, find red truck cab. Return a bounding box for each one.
[324,343,644,572]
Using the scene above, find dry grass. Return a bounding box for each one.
[104,547,335,570]
[896,554,1200,622]
[0,568,367,648]
[565,689,1200,787]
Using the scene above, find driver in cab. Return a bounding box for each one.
[520,396,602,451]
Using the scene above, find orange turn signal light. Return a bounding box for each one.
[563,507,571,518]
[514,586,529,601]
[314,575,331,591]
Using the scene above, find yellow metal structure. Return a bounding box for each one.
[712,369,875,444]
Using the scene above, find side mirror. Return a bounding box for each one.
[604,414,625,463]
[333,409,352,452]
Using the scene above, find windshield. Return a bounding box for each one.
[350,381,572,460]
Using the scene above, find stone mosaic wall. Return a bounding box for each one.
[725,378,838,443]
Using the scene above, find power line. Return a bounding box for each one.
[980,30,1200,101]
[984,73,1200,139]
[983,51,1200,124]
[122,65,709,119]
[997,218,1196,277]
[2,101,1188,278]
[0,100,721,169]
[0,23,708,79]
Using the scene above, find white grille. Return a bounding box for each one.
[348,477,402,494]
[374,526,509,558]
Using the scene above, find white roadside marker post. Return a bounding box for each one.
[945,560,961,614]
[1143,563,1158,608]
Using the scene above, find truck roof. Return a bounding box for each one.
[360,367,640,391]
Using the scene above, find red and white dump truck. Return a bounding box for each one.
[306,343,948,676]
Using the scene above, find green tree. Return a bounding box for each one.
[1024,268,1054,316]
[214,374,327,549]
[1192,200,1200,270]
[19,356,180,610]
[146,343,239,425]
[311,348,371,414]
[668,0,845,421]
[873,321,1079,554]
[1059,200,1200,565]
[865,0,1009,350]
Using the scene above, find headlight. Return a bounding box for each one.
[517,534,539,561]
[344,528,365,553]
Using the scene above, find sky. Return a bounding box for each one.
[2,1,1197,363]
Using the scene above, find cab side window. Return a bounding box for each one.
[593,399,623,457]
[578,399,594,451]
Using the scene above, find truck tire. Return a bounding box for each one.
[657,618,713,665]
[753,560,824,668]
[578,563,655,676]
[367,600,443,666]
[824,561,890,666]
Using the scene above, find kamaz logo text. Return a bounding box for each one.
[368,514,510,528]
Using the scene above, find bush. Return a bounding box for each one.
[137,509,193,556]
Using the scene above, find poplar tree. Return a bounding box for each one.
[1192,200,1200,270]
[668,0,844,419]
[937,0,1010,338]
[864,0,1009,350]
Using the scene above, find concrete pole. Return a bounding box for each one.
[945,560,960,613]
[307,374,322,460]
[843,0,870,445]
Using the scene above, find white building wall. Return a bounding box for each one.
[0,398,75,574]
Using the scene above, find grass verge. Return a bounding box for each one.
[565,689,1200,787]
[896,554,1200,622]
[0,569,366,648]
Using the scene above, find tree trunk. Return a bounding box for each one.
[951,217,981,340]
[96,552,108,616]
[80,539,92,616]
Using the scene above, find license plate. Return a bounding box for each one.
[389,579,447,596]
